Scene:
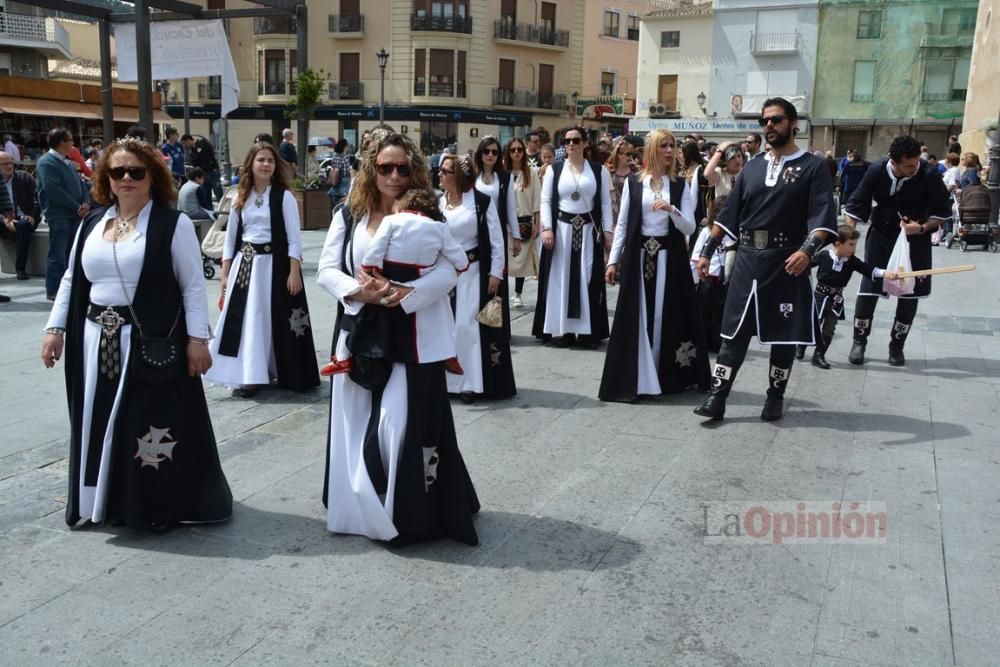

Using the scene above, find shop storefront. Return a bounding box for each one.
[629,117,812,149]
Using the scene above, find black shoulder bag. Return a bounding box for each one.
[111,234,183,384]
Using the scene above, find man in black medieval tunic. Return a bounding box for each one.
[694,98,837,421]
[844,135,953,367]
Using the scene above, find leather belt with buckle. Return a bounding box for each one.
[558,211,593,230]
[738,229,802,250]
[643,235,670,256]
[816,283,841,296]
[87,303,134,334]
[241,242,273,260]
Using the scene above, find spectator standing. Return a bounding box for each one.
[525,131,542,168]
[840,151,871,214]
[191,136,222,202]
[0,150,42,281]
[279,128,298,168]
[177,168,214,223]
[36,127,89,300]
[160,127,185,183]
[948,135,962,156]
[326,138,351,207]
[704,142,744,199]
[84,139,103,172]
[959,153,983,188]
[745,133,763,160]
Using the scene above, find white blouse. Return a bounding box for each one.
[46,201,212,339]
[608,175,696,266]
[223,187,303,261]
[540,161,614,232]
[440,190,505,279]
[476,172,521,239]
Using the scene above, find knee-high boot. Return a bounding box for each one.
[761,361,792,421]
[694,359,739,421]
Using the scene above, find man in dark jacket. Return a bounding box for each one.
[36,127,89,299]
[0,150,42,281]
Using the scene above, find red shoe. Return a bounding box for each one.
[444,357,464,375]
[320,357,354,376]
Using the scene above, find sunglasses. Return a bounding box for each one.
[563,137,583,145]
[758,115,788,127]
[375,162,412,177]
[439,167,455,176]
[509,146,524,153]
[481,148,500,156]
[108,166,148,181]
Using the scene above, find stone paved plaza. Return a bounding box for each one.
[1,226,998,665]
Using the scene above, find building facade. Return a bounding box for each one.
[812,0,977,159]
[169,0,609,159]
[633,3,716,134]
[704,0,818,148]
[960,0,999,156]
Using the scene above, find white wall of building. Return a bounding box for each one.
[636,10,714,120]
[707,0,819,120]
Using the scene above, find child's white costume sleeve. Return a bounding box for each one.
[440,224,470,272]
[360,217,394,271]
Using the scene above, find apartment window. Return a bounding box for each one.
[658,74,678,111]
[414,48,426,95]
[852,61,875,102]
[0,54,10,77]
[498,58,515,93]
[540,2,556,33]
[259,49,286,95]
[289,49,297,94]
[856,10,882,39]
[413,0,468,18]
[500,0,515,23]
[627,15,640,41]
[429,48,454,96]
[942,8,977,35]
[457,50,466,97]
[924,57,970,101]
[601,71,616,96]
[603,11,619,38]
[206,0,224,8]
[660,30,680,48]
[538,63,554,107]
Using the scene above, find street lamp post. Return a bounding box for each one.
[376,48,390,125]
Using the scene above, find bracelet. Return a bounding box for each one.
[45,327,65,336]
[188,337,209,345]
[799,233,825,258]
[699,235,721,260]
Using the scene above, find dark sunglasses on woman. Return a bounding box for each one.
[108,166,148,181]
[509,146,524,153]
[481,148,500,156]
[563,137,583,145]
[375,162,412,177]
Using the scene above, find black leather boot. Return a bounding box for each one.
[811,351,831,369]
[848,316,871,365]
[761,364,791,421]
[888,319,910,367]
[795,345,806,360]
[694,363,737,420]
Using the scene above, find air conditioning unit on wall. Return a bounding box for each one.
[649,103,670,118]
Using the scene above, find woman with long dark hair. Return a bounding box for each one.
[533,125,613,348]
[600,129,710,402]
[502,137,540,308]
[206,142,320,397]
[41,137,232,530]
[317,133,479,545]
[440,153,515,403]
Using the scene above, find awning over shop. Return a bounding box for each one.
[0,96,172,124]
[0,95,101,119]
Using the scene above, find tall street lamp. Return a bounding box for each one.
[377,48,390,125]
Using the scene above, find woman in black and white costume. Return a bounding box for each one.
[440,153,516,403]
[41,137,232,530]
[206,142,320,397]
[533,125,614,348]
[599,128,710,402]
[317,133,479,545]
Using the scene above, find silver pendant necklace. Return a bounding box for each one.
[567,161,583,201]
[254,186,267,207]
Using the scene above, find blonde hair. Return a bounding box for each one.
[640,129,677,181]
[606,139,634,172]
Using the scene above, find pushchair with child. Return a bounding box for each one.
[949,183,994,252]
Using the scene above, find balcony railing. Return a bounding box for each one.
[749,31,799,54]
[411,13,472,34]
[328,81,363,100]
[492,87,567,110]
[493,20,569,48]
[258,80,288,96]
[254,15,295,35]
[0,12,71,57]
[922,90,967,103]
[414,81,466,97]
[198,82,222,99]
[328,14,364,33]
[920,28,973,48]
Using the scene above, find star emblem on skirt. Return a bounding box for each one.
[289,307,311,337]
[675,340,697,368]
[135,426,177,470]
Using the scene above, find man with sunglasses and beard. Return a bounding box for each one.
[694,98,837,422]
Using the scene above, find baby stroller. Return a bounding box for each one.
[951,183,993,252]
[199,189,236,278]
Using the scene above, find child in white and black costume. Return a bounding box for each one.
[797,224,896,369]
[321,187,469,376]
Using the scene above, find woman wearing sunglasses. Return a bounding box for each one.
[606,138,636,245]
[600,129,710,402]
[40,137,232,531]
[205,142,320,398]
[502,137,541,308]
[317,133,480,545]
[440,153,516,403]
[533,125,613,349]
[474,136,521,329]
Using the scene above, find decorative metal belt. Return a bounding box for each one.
[86,303,134,381]
[642,235,670,282]
[557,211,596,319]
[738,229,802,250]
[815,283,842,296]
